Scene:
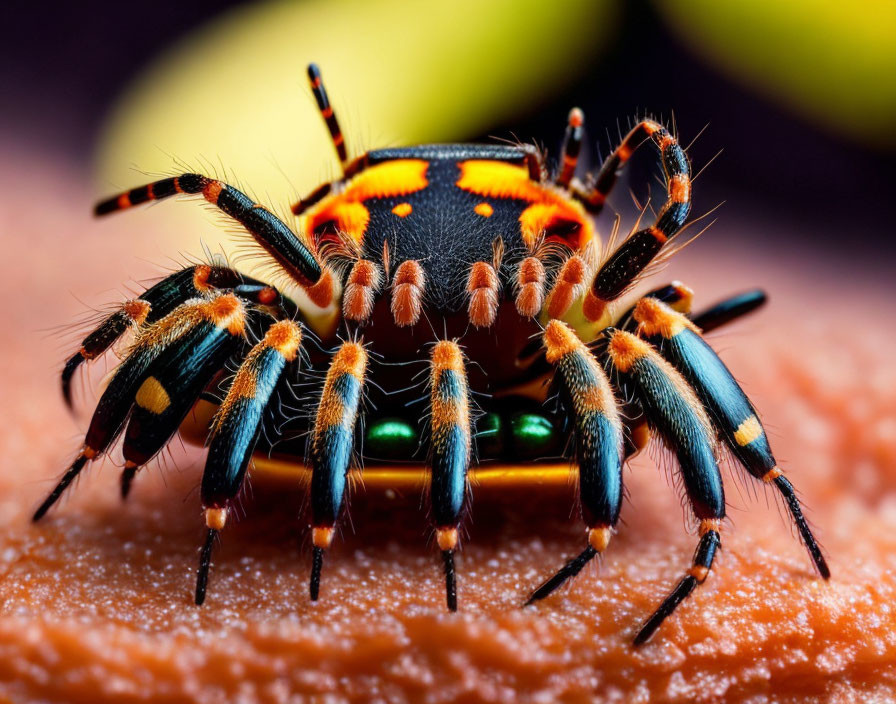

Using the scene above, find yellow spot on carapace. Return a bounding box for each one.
[135,376,171,414]
[474,202,493,217]
[734,415,764,447]
[347,159,429,200]
[392,202,413,217]
[456,160,593,249]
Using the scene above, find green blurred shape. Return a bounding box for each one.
[475,412,504,458]
[509,412,558,458]
[656,0,896,148]
[365,417,418,459]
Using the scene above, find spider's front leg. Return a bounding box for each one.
[194,319,304,604]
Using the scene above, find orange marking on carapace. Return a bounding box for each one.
[466,262,499,328]
[474,202,493,217]
[606,329,652,373]
[634,297,700,339]
[456,160,593,250]
[515,256,545,317]
[304,160,428,244]
[392,202,412,217]
[546,255,586,319]
[343,259,381,322]
[202,180,224,205]
[391,259,424,327]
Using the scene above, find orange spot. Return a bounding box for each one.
[606,329,651,373]
[474,202,493,217]
[617,143,633,161]
[647,226,668,243]
[202,180,224,205]
[264,320,302,361]
[205,293,245,335]
[689,565,710,582]
[669,174,691,204]
[634,297,699,339]
[588,526,611,553]
[193,265,212,291]
[347,160,428,200]
[431,340,465,372]
[699,518,722,536]
[82,446,97,460]
[437,527,458,552]
[205,507,227,531]
[256,287,278,305]
[321,106,333,119]
[762,466,784,482]
[123,299,150,325]
[312,526,335,549]
[568,107,584,128]
[543,320,582,364]
[116,193,131,210]
[392,202,413,217]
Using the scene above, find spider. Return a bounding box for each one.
[35,63,830,645]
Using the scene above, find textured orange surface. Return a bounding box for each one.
[1,151,895,702]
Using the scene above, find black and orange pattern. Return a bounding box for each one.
[36,63,829,645]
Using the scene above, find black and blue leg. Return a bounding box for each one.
[194,319,304,604]
[307,340,368,601]
[602,327,726,645]
[524,320,624,605]
[633,296,829,578]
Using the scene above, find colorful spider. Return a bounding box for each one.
[36,64,829,644]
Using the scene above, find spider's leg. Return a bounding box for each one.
[689,289,767,333]
[615,281,695,331]
[308,340,368,601]
[34,293,247,521]
[307,63,348,172]
[194,320,303,605]
[578,121,691,322]
[94,175,335,308]
[602,328,725,645]
[428,340,473,612]
[62,264,249,408]
[555,107,585,189]
[524,321,624,604]
[634,297,829,578]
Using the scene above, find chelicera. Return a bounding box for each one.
[37,63,829,644]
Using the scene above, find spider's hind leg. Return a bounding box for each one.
[633,296,829,578]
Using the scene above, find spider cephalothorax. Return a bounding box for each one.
[38,63,829,645]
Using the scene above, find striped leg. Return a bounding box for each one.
[61,264,270,408]
[603,328,725,645]
[580,121,692,322]
[34,293,248,521]
[524,321,624,604]
[307,63,348,171]
[555,107,585,189]
[308,341,368,601]
[195,320,303,605]
[428,341,472,611]
[94,174,334,308]
[634,297,829,578]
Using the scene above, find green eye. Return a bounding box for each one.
[509,412,559,458]
[475,412,503,458]
[365,417,418,459]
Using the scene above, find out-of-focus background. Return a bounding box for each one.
[2,1,896,702]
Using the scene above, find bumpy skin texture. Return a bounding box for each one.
[4,156,896,703]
